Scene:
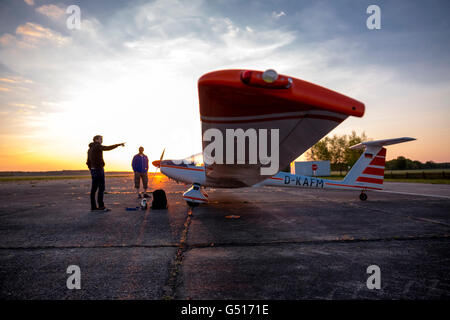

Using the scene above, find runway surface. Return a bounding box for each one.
[0,176,449,299]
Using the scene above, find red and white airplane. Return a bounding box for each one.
[152,69,415,206]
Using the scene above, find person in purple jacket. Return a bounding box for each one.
[132,146,149,198]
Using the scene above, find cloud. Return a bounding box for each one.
[16,23,59,40]
[35,4,65,20]
[0,77,18,84]
[272,11,286,19]
[24,0,34,6]
[0,76,33,93]
[0,22,70,48]
[121,0,296,69]
[0,0,362,165]
[0,34,17,46]
[10,103,37,109]
[0,76,33,84]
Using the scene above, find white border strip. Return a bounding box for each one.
[201,110,348,122]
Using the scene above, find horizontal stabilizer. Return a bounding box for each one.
[349,137,416,150]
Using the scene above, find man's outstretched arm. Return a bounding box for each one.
[101,143,125,151]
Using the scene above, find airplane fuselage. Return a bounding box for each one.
[160,161,382,191]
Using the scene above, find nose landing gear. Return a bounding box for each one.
[186,201,199,208]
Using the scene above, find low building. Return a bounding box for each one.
[292,160,330,176]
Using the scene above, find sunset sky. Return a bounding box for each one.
[0,0,449,171]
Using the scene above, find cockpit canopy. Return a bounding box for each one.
[180,153,204,166]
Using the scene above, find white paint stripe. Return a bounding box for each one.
[367,165,385,169]
[356,182,383,187]
[201,110,347,122]
[374,190,450,199]
[359,173,384,178]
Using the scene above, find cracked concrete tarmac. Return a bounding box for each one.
[0,176,449,299]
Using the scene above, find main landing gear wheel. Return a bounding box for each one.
[359,192,368,201]
[186,201,199,207]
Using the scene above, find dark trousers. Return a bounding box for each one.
[134,171,148,189]
[90,168,105,209]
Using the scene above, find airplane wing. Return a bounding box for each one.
[198,69,365,187]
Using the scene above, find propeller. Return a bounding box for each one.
[150,148,165,184]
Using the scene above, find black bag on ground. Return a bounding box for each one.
[151,189,167,209]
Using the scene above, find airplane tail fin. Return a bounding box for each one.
[342,137,416,189]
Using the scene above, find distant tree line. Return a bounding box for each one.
[386,157,450,170]
[307,132,449,172]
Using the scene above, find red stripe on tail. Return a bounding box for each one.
[377,148,387,157]
[370,157,385,166]
[356,176,384,184]
[363,167,385,176]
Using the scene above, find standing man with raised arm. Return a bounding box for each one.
[132,146,149,198]
[86,135,125,211]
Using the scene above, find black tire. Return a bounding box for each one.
[359,193,368,201]
[186,201,199,207]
